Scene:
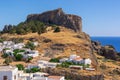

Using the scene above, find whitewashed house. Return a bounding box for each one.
[27,63,39,69]
[69,54,77,61]
[18,71,64,80]
[4,49,14,57]
[18,71,33,80]
[38,60,48,68]
[33,72,49,77]
[3,41,14,46]
[38,60,60,69]
[46,62,60,68]
[67,54,92,65]
[84,58,92,65]
[59,58,68,63]
[25,50,39,58]
[72,56,83,64]
[0,66,65,80]
[0,66,18,80]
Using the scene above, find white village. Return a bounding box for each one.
[0,40,95,80]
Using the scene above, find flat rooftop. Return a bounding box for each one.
[0,66,17,71]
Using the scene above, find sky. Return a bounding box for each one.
[0,0,120,36]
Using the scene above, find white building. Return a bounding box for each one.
[27,63,39,69]
[59,58,68,63]
[3,41,14,46]
[13,43,25,49]
[84,58,92,65]
[38,60,61,69]
[27,50,39,57]
[68,54,92,65]
[0,66,18,80]
[18,70,64,80]
[46,62,60,68]
[69,54,77,61]
[38,60,48,68]
[0,66,65,80]
[4,49,14,56]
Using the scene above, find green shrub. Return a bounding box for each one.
[25,67,40,73]
[58,62,75,68]
[16,64,24,70]
[3,21,46,35]
[49,58,59,63]
[15,54,23,61]
[54,27,60,32]
[30,67,40,73]
[26,57,33,62]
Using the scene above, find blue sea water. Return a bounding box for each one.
[91,37,120,52]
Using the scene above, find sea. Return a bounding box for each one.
[91,37,120,52]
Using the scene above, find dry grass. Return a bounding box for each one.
[0,27,91,67]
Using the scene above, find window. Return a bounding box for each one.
[14,75,16,80]
[3,76,7,80]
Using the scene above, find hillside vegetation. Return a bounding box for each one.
[2,21,46,35]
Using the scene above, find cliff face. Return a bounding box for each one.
[92,41,120,61]
[26,8,82,33]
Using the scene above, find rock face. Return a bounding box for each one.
[99,46,119,60]
[3,25,14,33]
[26,8,82,32]
[92,41,120,61]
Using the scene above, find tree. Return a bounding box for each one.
[25,67,40,73]
[54,27,60,32]
[30,67,40,73]
[15,54,23,61]
[16,64,24,70]
[49,58,59,63]
[9,27,16,34]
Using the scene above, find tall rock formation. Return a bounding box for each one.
[26,8,82,33]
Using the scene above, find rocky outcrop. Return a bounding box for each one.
[26,8,82,32]
[3,25,14,33]
[99,45,119,60]
[92,41,120,61]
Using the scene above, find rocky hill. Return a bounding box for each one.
[2,8,120,80]
[26,8,82,33]
[1,8,99,68]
